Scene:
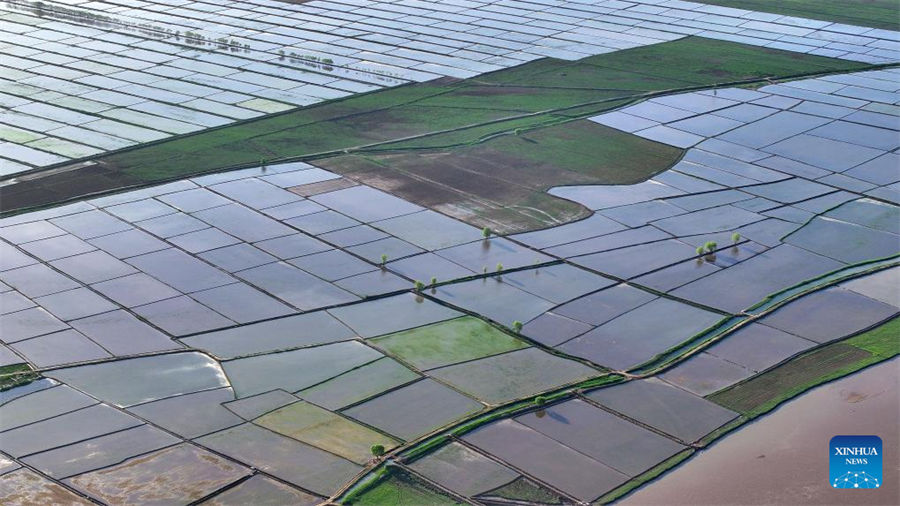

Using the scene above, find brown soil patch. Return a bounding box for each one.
[289,177,357,197]
[315,120,681,233]
[314,154,589,233]
[0,162,142,213]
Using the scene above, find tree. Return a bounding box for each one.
[704,241,717,253]
[380,254,388,266]
[482,227,492,239]
[370,444,385,457]
[430,276,437,287]
[731,232,741,244]
[512,320,523,333]
[534,395,547,406]
[414,280,425,292]
[496,262,503,272]
[696,245,704,256]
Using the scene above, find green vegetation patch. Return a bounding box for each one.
[374,111,568,151]
[0,363,39,391]
[850,317,900,356]
[469,121,681,184]
[694,0,900,31]
[709,316,899,416]
[580,36,866,84]
[369,316,528,370]
[347,468,462,506]
[2,37,871,216]
[477,476,567,505]
[254,400,399,465]
[414,86,623,113]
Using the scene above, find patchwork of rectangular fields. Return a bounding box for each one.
[2,0,899,176]
[2,2,900,504]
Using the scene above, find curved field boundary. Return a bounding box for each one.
[748,255,900,314]
[628,256,899,376]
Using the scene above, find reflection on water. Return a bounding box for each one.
[5,0,407,86]
[624,358,899,505]
[8,0,175,41]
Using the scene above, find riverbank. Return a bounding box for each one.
[623,357,899,505]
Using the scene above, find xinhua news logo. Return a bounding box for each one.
[830,435,882,489]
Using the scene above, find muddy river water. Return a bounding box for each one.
[623,358,899,505]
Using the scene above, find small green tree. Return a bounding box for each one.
[705,241,717,253]
[430,276,437,287]
[482,227,491,239]
[512,320,523,333]
[534,395,547,406]
[380,254,388,266]
[731,232,741,244]
[496,263,503,272]
[696,245,704,256]
[370,444,385,457]
[414,280,425,292]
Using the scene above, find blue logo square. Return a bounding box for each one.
[830,435,882,489]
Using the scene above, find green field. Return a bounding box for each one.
[2,37,871,215]
[487,121,682,183]
[348,469,461,506]
[370,317,528,371]
[479,476,567,504]
[697,0,900,31]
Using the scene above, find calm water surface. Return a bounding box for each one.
[623,358,899,505]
